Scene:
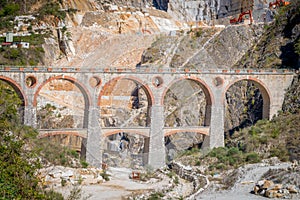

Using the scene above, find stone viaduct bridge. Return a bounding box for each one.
[0,66,295,168]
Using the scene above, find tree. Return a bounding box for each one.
[0,81,43,199]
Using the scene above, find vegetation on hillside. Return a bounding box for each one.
[0,80,52,199]
[0,0,71,66]
[235,0,300,69]
[176,108,300,176]
[0,80,86,198]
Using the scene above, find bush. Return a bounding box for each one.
[80,160,89,168]
[246,152,261,163]
[100,170,110,181]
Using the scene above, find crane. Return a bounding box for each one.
[230,10,253,25]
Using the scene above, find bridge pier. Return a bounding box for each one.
[86,106,102,167]
[202,91,225,151]
[24,105,37,128]
[148,105,165,169]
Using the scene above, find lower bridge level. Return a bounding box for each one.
[38,126,210,155]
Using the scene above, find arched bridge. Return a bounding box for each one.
[0,66,295,168]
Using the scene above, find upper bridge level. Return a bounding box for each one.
[0,66,296,168]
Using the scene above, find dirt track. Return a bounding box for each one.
[196,162,299,200]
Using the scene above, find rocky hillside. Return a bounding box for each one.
[235,0,300,69]
[0,0,283,68]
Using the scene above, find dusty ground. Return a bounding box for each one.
[53,161,299,200]
[55,167,172,200]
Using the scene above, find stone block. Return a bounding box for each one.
[287,185,298,193]
[262,180,274,189]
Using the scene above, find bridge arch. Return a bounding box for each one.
[33,75,92,128]
[98,76,154,106]
[0,75,27,106]
[102,130,149,168]
[164,129,209,137]
[224,77,271,120]
[162,76,214,126]
[98,76,154,127]
[103,130,149,137]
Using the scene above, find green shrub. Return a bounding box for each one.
[100,170,110,181]
[216,163,226,170]
[81,160,89,168]
[174,176,179,185]
[43,190,64,200]
[246,152,261,163]
[149,192,164,200]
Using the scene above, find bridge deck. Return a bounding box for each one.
[0,66,295,75]
[39,126,210,138]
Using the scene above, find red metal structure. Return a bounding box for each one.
[269,0,290,8]
[230,10,253,25]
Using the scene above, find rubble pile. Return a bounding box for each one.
[252,179,299,199]
[38,166,108,188]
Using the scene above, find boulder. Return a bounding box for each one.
[253,185,260,194]
[96,175,104,184]
[61,170,74,178]
[256,179,265,187]
[262,180,274,189]
[287,185,298,193]
[265,189,278,198]
[272,184,283,190]
[48,168,63,178]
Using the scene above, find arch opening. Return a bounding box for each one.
[39,134,84,153]
[102,132,149,168]
[99,77,153,127]
[0,78,26,123]
[165,132,204,163]
[163,78,212,127]
[224,79,270,135]
[35,78,89,129]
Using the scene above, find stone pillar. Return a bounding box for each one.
[202,90,224,151]
[148,105,165,169]
[86,106,102,167]
[24,104,37,128]
[23,84,37,128]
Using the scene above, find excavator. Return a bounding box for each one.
[230,10,253,25]
[269,0,290,9]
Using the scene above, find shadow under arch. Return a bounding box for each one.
[224,77,271,120]
[161,76,214,126]
[33,75,91,128]
[98,76,155,126]
[102,131,150,167]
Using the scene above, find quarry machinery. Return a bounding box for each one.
[230,10,253,25]
[269,0,290,8]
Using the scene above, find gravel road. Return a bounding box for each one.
[195,162,299,200]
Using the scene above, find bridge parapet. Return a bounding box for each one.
[0,66,296,75]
